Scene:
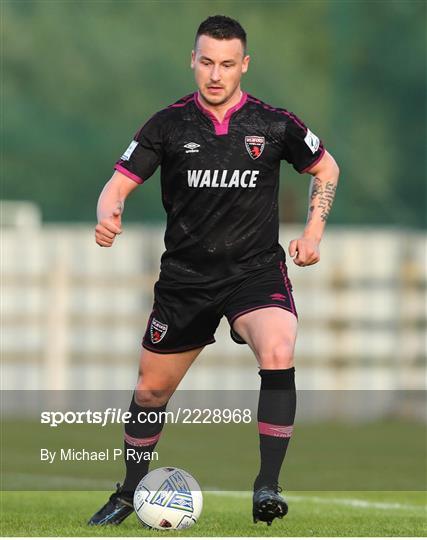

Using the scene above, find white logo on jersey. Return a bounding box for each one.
[184,142,200,154]
[187,169,259,188]
[121,140,138,161]
[304,129,320,154]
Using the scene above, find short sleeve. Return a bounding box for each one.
[114,113,163,184]
[281,112,325,173]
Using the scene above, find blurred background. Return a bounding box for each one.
[2,0,426,498]
[2,1,426,407]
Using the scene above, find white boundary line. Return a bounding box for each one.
[209,491,426,512]
[4,474,426,512]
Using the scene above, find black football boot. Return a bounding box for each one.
[253,484,288,525]
[88,483,134,526]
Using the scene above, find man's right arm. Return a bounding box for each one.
[95,171,140,247]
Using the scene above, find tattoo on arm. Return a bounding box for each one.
[307,177,337,223]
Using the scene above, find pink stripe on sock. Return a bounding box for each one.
[124,432,161,447]
[258,422,294,438]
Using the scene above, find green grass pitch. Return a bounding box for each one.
[1,490,426,536]
[2,419,426,535]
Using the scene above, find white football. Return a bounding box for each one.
[133,467,203,530]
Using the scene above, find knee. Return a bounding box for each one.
[134,387,172,408]
[257,341,295,369]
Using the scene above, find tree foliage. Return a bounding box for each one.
[3,1,425,227]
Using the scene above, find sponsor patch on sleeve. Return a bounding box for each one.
[121,140,138,161]
[304,129,320,154]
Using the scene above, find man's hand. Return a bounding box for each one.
[95,203,122,247]
[288,236,320,267]
[289,150,339,266]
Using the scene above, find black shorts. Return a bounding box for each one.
[142,260,297,354]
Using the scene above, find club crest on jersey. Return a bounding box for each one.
[245,136,265,160]
[150,318,168,344]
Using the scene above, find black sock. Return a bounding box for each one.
[122,394,167,495]
[254,367,296,491]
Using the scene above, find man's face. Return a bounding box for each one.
[191,35,250,106]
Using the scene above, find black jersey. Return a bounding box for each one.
[114,92,325,284]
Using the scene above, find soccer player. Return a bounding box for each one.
[89,15,339,526]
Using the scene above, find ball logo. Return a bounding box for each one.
[134,467,202,530]
[168,493,194,512]
[151,489,172,507]
[150,318,168,344]
[245,136,265,160]
[150,471,193,511]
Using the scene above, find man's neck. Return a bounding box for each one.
[198,88,243,122]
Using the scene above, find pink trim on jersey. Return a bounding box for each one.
[258,422,294,438]
[124,432,161,447]
[246,96,307,131]
[114,164,143,184]
[194,91,248,135]
[300,146,326,173]
[247,95,326,171]
[167,94,195,108]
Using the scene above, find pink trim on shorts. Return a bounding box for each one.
[270,293,286,301]
[279,261,298,318]
[114,164,143,184]
[142,337,216,355]
[258,422,294,438]
[229,304,296,326]
[124,432,161,447]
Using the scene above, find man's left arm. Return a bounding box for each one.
[289,150,340,266]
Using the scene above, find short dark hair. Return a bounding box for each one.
[195,15,247,53]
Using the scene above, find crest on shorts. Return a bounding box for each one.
[150,317,168,344]
[245,136,265,160]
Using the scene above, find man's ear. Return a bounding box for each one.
[191,50,196,69]
[242,55,250,74]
